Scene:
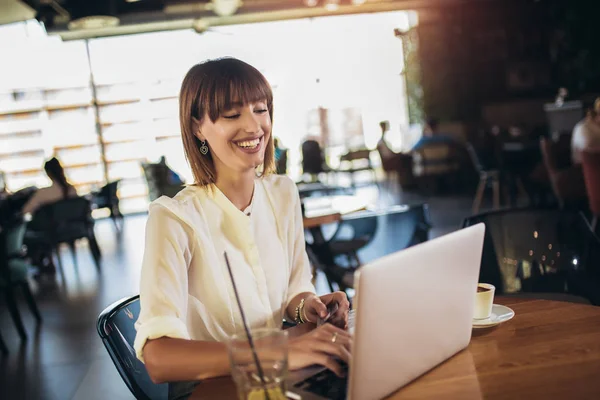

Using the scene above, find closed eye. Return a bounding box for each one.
[255,109,268,114]
[223,114,240,120]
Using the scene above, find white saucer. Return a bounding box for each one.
[472,304,515,329]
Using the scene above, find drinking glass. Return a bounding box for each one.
[228,328,289,400]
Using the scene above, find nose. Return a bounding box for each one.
[241,110,261,134]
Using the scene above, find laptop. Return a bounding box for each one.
[291,223,485,400]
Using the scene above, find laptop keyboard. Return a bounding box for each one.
[293,364,349,400]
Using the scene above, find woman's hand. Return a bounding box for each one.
[303,292,350,329]
[288,323,352,377]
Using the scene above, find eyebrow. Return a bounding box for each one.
[227,100,267,108]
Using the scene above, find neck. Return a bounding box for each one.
[215,169,256,211]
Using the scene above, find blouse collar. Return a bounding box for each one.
[209,180,257,220]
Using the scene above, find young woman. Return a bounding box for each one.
[134,58,351,398]
[22,157,77,215]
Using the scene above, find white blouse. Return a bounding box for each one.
[134,174,315,362]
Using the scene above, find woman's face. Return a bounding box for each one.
[197,100,271,177]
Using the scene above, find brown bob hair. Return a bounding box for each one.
[179,57,275,186]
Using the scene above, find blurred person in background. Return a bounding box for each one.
[411,117,457,151]
[572,98,600,164]
[22,157,77,215]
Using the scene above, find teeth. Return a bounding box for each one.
[237,138,260,148]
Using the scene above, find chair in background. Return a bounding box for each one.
[582,149,600,233]
[97,295,168,400]
[1,218,42,341]
[338,149,377,187]
[308,204,431,293]
[375,140,415,188]
[540,137,587,209]
[463,208,600,305]
[411,142,461,194]
[25,197,101,272]
[141,163,185,202]
[327,211,378,269]
[301,140,335,182]
[466,142,501,214]
[276,148,288,175]
[91,180,123,230]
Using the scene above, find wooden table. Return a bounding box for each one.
[302,195,368,229]
[303,212,342,229]
[191,298,600,399]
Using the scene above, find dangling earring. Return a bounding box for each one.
[200,139,209,155]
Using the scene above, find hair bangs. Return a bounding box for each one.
[205,61,273,122]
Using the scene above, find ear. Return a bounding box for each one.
[192,117,204,141]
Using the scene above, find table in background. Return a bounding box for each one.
[190,298,600,399]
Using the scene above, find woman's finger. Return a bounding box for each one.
[320,323,352,339]
[315,326,352,351]
[305,296,328,322]
[308,352,346,377]
[329,310,349,328]
[310,340,351,364]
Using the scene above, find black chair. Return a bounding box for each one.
[463,208,600,305]
[92,180,123,230]
[309,204,431,292]
[0,218,42,341]
[97,295,168,400]
[327,211,378,269]
[25,197,101,272]
[466,142,502,214]
[141,163,185,202]
[301,140,336,182]
[338,149,377,187]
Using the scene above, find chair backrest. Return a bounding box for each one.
[333,204,431,256]
[301,140,326,175]
[97,295,168,400]
[463,208,600,303]
[141,163,184,201]
[340,149,372,163]
[412,142,460,177]
[95,181,120,204]
[465,141,503,173]
[582,149,600,215]
[28,197,93,235]
[331,212,378,246]
[465,142,485,173]
[376,139,400,172]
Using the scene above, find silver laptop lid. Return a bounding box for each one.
[348,224,485,400]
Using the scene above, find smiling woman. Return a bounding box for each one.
[134,57,351,400]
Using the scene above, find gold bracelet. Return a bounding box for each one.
[295,298,306,324]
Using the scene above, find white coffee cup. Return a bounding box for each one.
[473,283,495,320]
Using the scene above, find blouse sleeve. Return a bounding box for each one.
[134,203,194,362]
[285,182,316,309]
